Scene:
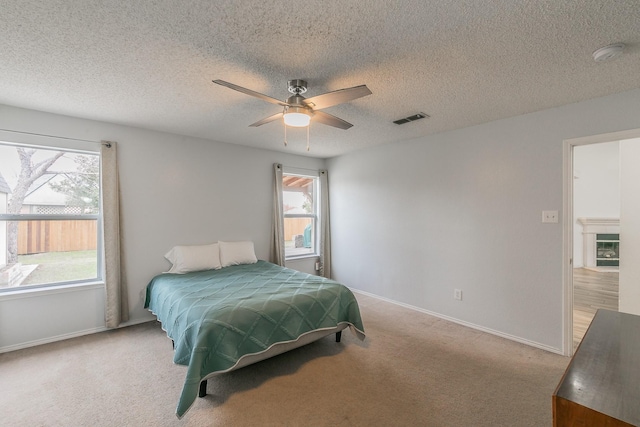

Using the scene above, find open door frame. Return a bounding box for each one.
[563,128,640,356]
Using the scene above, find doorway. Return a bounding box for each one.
[563,129,640,356]
[572,142,620,350]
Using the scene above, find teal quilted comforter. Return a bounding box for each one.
[144,260,365,418]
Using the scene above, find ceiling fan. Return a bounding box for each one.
[212,79,372,130]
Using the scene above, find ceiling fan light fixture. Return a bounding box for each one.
[283,107,313,127]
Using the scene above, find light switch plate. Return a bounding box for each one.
[542,210,559,223]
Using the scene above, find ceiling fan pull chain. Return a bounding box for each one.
[306,125,310,151]
[283,122,288,146]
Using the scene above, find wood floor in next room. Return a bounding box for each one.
[573,267,619,350]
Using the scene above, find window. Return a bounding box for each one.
[0,141,101,291]
[283,171,320,259]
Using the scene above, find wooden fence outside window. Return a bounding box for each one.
[17,220,97,255]
[284,218,312,241]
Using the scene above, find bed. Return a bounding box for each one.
[144,259,365,418]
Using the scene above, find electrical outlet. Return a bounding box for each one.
[454,289,462,301]
[542,210,559,223]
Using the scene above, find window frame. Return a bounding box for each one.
[0,136,103,293]
[282,168,321,260]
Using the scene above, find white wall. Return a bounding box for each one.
[572,141,620,268]
[0,104,324,352]
[619,138,640,315]
[327,89,640,353]
[0,192,6,267]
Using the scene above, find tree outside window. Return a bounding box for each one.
[0,143,100,289]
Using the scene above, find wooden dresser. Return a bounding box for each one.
[553,309,640,426]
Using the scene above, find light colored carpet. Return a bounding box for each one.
[0,293,569,426]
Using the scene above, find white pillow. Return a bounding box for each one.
[164,243,221,274]
[219,241,258,267]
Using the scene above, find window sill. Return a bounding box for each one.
[0,281,104,301]
[285,254,319,262]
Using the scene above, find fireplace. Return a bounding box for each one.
[596,234,619,266]
[577,218,620,269]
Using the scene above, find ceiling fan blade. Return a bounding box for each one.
[213,80,289,107]
[312,111,353,130]
[303,85,372,110]
[249,112,284,127]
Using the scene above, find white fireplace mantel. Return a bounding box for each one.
[577,217,619,268]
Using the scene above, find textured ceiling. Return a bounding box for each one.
[1,1,639,158]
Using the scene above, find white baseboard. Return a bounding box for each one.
[0,326,108,354]
[0,316,155,354]
[350,288,564,356]
[2,290,563,356]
